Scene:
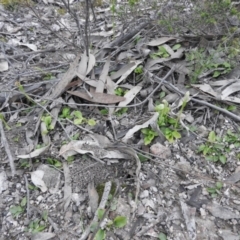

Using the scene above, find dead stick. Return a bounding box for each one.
[0,120,16,176]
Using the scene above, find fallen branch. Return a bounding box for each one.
[0,120,15,176]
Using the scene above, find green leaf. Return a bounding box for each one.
[208,131,216,142]
[62,107,70,117]
[21,197,27,207]
[207,187,216,194]
[137,153,148,163]
[158,232,167,240]
[216,182,223,190]
[219,155,227,164]
[10,205,23,217]
[73,110,82,118]
[113,216,127,228]
[94,229,106,240]
[88,119,96,126]
[74,118,83,125]
[54,161,62,168]
[141,128,149,134]
[90,222,98,232]
[213,71,221,78]
[97,209,105,220]
[172,44,181,50]
[172,131,181,139]
[100,109,108,115]
[159,92,166,99]
[72,133,80,140]
[42,210,48,221]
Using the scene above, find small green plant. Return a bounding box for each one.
[73,110,85,124]
[67,156,75,164]
[207,181,223,198]
[43,72,54,80]
[88,119,96,126]
[26,210,48,233]
[158,232,167,240]
[19,159,31,169]
[197,131,226,164]
[71,133,80,140]
[0,0,30,10]
[115,107,128,116]
[100,108,109,115]
[41,115,54,132]
[60,107,72,119]
[10,197,27,218]
[186,48,232,82]
[27,219,46,233]
[141,128,158,145]
[93,208,127,240]
[114,87,126,96]
[134,65,143,74]
[46,158,62,168]
[155,100,182,143]
[0,113,11,130]
[150,45,170,59]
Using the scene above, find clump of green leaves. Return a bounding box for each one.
[41,115,54,133]
[115,107,128,116]
[186,48,232,82]
[93,208,127,240]
[155,100,181,143]
[114,87,127,96]
[26,210,48,233]
[207,182,223,198]
[46,158,62,168]
[60,107,72,119]
[141,128,158,145]
[197,130,240,164]
[0,0,30,10]
[0,113,11,130]
[10,197,27,218]
[134,65,143,74]
[59,107,96,126]
[150,44,181,59]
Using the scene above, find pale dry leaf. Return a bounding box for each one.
[163,44,175,56]
[30,232,56,240]
[0,60,8,72]
[122,112,159,142]
[209,79,237,86]
[62,162,72,211]
[30,170,47,192]
[117,86,142,107]
[86,53,96,75]
[146,47,184,70]
[221,82,240,99]
[110,61,142,84]
[77,51,88,76]
[91,30,114,37]
[106,76,116,94]
[206,203,240,220]
[0,171,8,193]
[147,37,176,46]
[96,56,111,93]
[180,201,196,240]
[59,137,126,160]
[17,145,50,159]
[8,39,37,51]
[116,60,142,85]
[67,91,125,104]
[192,84,218,98]
[88,181,99,213]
